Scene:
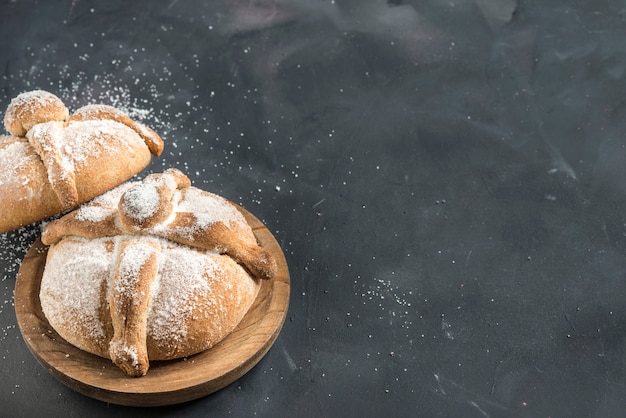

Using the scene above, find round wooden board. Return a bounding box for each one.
[14,206,290,407]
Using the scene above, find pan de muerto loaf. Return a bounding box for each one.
[0,90,164,232]
[39,168,277,376]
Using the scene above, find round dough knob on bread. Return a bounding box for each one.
[4,90,69,136]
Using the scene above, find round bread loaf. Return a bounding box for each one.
[0,90,164,233]
[39,169,277,377]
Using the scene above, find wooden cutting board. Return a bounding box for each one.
[14,206,290,407]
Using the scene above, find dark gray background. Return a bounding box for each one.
[2,0,626,416]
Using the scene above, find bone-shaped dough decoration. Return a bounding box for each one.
[42,168,278,281]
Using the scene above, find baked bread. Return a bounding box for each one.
[0,90,164,233]
[39,169,277,377]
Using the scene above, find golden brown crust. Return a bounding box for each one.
[26,122,80,207]
[0,90,165,233]
[0,135,63,231]
[71,104,164,157]
[39,169,274,377]
[41,237,113,357]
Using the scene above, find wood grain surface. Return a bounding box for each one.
[14,206,290,407]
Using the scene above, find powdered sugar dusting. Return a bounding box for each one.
[24,119,144,180]
[76,205,115,223]
[7,90,54,110]
[0,224,40,283]
[91,181,136,208]
[120,184,161,223]
[178,188,244,229]
[4,90,68,134]
[114,241,158,304]
[153,170,178,191]
[40,238,111,343]
[147,244,214,345]
[6,90,61,114]
[0,139,41,191]
[62,119,144,167]
[109,342,139,366]
[27,121,75,184]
